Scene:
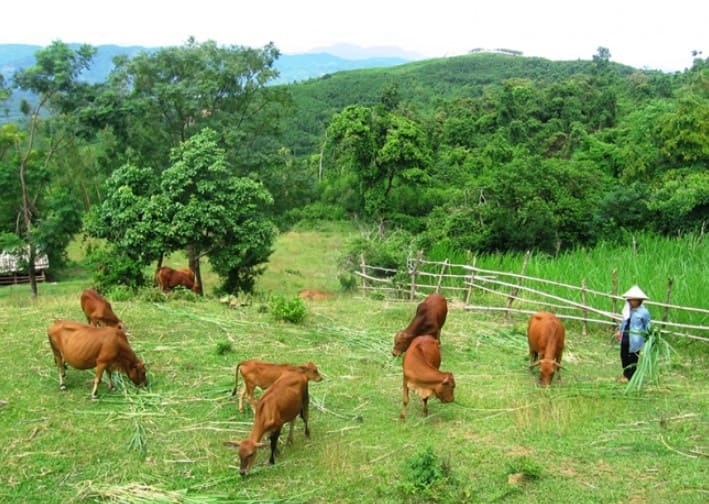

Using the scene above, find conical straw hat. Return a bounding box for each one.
[622,285,648,300]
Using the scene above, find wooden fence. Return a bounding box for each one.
[355,251,709,342]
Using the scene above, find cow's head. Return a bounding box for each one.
[225,440,266,476]
[436,372,456,403]
[127,360,148,387]
[392,330,410,356]
[302,362,323,382]
[532,359,562,387]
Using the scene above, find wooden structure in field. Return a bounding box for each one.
[0,250,49,285]
[355,251,709,343]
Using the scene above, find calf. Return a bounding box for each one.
[400,335,455,420]
[225,371,310,476]
[47,320,147,398]
[392,293,448,356]
[155,266,199,293]
[80,288,127,330]
[231,360,322,413]
[527,311,565,387]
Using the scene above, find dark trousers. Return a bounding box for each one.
[620,332,639,379]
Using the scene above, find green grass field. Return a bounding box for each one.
[1,223,707,503]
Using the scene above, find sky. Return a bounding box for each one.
[2,0,707,72]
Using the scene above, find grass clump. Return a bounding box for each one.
[269,294,307,323]
[625,327,674,394]
[399,446,456,501]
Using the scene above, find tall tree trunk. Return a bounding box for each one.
[188,244,203,296]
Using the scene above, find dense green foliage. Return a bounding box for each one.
[0,41,707,292]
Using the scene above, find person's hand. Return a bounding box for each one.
[616,332,622,341]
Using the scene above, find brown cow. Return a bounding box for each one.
[392,293,448,356]
[47,320,147,398]
[80,288,127,331]
[527,311,565,387]
[155,267,199,293]
[231,360,322,413]
[400,335,455,420]
[225,371,310,476]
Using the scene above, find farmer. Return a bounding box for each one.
[616,285,652,382]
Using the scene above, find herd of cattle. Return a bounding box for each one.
[45,268,566,476]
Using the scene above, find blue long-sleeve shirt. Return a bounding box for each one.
[619,305,652,353]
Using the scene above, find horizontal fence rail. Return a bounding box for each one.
[355,252,709,343]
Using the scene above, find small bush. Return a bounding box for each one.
[506,456,544,481]
[338,272,357,291]
[269,294,307,323]
[399,446,456,501]
[216,340,233,355]
[106,284,133,302]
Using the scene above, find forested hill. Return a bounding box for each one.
[282,51,639,156]
[0,43,409,121]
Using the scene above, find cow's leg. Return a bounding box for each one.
[286,420,296,445]
[269,428,282,464]
[528,349,538,373]
[49,340,67,391]
[91,364,107,399]
[246,385,258,414]
[104,370,115,391]
[422,397,429,417]
[302,387,310,437]
[400,376,410,420]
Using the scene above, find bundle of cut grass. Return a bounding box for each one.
[625,327,673,394]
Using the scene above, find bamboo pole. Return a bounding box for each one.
[663,277,674,323]
[359,254,367,291]
[611,268,618,319]
[465,254,477,305]
[505,250,530,321]
[409,251,422,301]
[582,278,588,337]
[436,259,449,293]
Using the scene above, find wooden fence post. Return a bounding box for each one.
[505,250,530,321]
[663,277,674,323]
[409,250,423,301]
[359,254,367,291]
[436,259,449,293]
[465,254,476,305]
[581,278,588,337]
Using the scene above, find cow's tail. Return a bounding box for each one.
[231,363,241,396]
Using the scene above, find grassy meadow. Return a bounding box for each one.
[0,222,707,503]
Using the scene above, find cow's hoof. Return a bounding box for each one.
[59,385,67,392]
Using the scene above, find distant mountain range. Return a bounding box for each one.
[0,43,413,87]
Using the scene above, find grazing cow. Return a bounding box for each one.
[527,311,565,387]
[231,360,322,414]
[225,371,310,476]
[80,288,127,331]
[155,266,199,293]
[47,320,147,398]
[297,289,334,301]
[392,293,448,356]
[400,335,455,420]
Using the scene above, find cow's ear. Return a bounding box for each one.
[531,360,541,367]
[255,442,267,450]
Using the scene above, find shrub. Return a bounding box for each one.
[269,294,307,323]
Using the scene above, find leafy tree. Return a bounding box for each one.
[157,128,276,293]
[92,38,290,177]
[86,128,276,294]
[7,41,95,296]
[324,105,431,227]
